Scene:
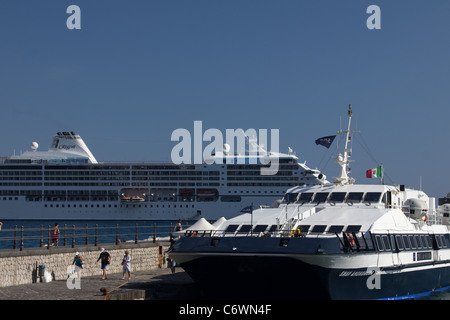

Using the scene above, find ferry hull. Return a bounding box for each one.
[173,252,450,300]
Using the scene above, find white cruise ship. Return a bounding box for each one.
[0,131,327,220]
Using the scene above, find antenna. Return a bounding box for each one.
[334,104,355,185]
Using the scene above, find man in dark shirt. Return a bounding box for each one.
[97,248,111,280]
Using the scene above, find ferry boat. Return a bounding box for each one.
[169,105,450,300]
[0,131,327,220]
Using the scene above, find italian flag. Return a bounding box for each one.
[366,166,382,178]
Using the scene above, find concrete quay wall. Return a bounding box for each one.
[0,242,169,288]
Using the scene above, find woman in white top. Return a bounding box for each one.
[121,250,131,280]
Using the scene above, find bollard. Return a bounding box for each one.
[135,223,138,244]
[13,225,17,249]
[20,226,24,251]
[95,224,98,246]
[72,225,75,248]
[40,225,43,247]
[85,224,89,245]
[47,225,51,249]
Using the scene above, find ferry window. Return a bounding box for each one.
[252,225,268,233]
[403,235,410,250]
[224,225,239,233]
[395,235,404,250]
[283,193,298,203]
[347,192,363,203]
[364,192,382,203]
[328,225,344,233]
[298,225,310,233]
[329,192,346,203]
[298,193,314,203]
[268,225,278,233]
[345,225,361,233]
[311,225,327,233]
[416,236,423,249]
[312,193,329,204]
[375,236,384,251]
[437,235,447,248]
[422,235,430,248]
[409,235,416,249]
[382,235,391,251]
[237,225,252,234]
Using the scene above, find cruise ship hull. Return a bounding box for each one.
[0,195,279,221]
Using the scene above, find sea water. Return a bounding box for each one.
[0,219,189,250]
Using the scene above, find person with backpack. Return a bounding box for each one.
[96,248,111,280]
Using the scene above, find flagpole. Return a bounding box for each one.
[250,203,253,236]
[381,163,384,185]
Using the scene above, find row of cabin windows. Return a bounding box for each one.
[44,203,196,209]
[375,234,449,252]
[283,191,383,204]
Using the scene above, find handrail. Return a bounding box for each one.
[0,223,181,251]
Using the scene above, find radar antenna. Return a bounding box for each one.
[334,104,355,185]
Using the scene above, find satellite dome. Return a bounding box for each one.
[31,142,39,151]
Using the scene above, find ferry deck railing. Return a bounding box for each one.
[181,228,377,252]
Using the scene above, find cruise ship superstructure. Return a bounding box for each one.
[0,131,327,220]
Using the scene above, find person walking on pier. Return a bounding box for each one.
[121,250,131,281]
[72,252,85,279]
[51,223,60,246]
[96,248,111,280]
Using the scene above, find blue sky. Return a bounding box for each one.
[0,1,449,198]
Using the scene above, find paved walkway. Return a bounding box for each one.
[0,268,204,300]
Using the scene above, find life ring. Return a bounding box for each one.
[423,215,428,222]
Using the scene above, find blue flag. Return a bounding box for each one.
[315,135,336,148]
[240,205,253,213]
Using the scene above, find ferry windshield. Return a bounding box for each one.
[347,192,363,202]
[329,192,346,203]
[312,192,329,203]
[283,193,298,203]
[364,192,382,203]
[298,193,314,203]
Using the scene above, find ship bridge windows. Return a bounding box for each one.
[298,193,314,203]
[346,192,364,203]
[282,192,299,203]
[312,192,329,204]
[329,192,346,203]
[364,192,382,203]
